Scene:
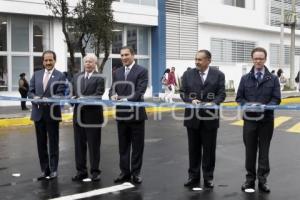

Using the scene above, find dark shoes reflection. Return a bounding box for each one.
[241,181,255,191]
[258,182,271,193]
[114,173,131,183]
[204,180,214,188]
[48,171,58,180]
[132,175,142,184]
[184,178,200,187]
[114,173,142,184]
[37,171,57,181]
[72,173,88,182]
[91,173,101,182]
[37,172,49,181]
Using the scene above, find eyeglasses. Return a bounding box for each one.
[252,58,266,61]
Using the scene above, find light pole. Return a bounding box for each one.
[290,0,296,89]
[279,0,284,71]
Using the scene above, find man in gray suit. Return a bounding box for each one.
[71,53,105,182]
[28,50,65,180]
[180,49,226,189]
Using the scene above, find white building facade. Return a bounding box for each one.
[166,0,300,91]
[0,0,159,105]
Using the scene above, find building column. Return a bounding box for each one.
[151,1,166,95]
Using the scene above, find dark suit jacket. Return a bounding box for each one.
[236,66,281,121]
[180,67,226,129]
[72,72,105,125]
[28,69,65,122]
[109,64,148,121]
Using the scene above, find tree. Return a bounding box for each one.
[44,0,76,75]
[45,0,114,74]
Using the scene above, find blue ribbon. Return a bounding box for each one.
[1,95,300,110]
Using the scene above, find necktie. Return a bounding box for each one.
[199,71,205,84]
[43,71,51,91]
[256,71,262,83]
[125,67,130,80]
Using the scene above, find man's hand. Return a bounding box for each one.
[192,99,201,105]
[111,95,118,101]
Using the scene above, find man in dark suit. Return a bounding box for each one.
[236,47,281,193]
[28,50,65,180]
[180,49,226,189]
[71,53,105,182]
[109,46,148,184]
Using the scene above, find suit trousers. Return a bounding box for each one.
[19,90,27,109]
[117,121,145,176]
[73,123,101,175]
[187,123,218,181]
[34,119,59,174]
[243,120,274,184]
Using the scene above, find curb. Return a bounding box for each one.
[0,107,182,128]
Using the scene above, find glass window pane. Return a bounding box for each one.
[124,0,139,4]
[127,26,137,53]
[224,0,234,6]
[138,27,149,55]
[0,56,8,91]
[137,59,150,85]
[12,56,30,91]
[236,0,245,8]
[102,59,112,88]
[11,16,29,52]
[33,20,50,52]
[34,56,43,71]
[0,16,7,51]
[68,57,82,76]
[141,0,156,6]
[112,25,124,54]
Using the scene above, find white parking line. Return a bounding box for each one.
[49,182,135,200]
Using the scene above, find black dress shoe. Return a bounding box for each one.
[48,171,58,179]
[241,181,255,191]
[184,178,200,187]
[258,182,270,193]
[72,173,88,181]
[91,173,101,182]
[132,175,142,184]
[37,173,48,181]
[204,180,214,188]
[114,174,131,183]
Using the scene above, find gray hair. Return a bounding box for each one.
[83,53,98,63]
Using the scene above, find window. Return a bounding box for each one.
[123,0,156,6]
[124,0,139,3]
[127,26,137,53]
[0,15,50,92]
[112,25,124,54]
[138,27,149,55]
[33,20,50,52]
[141,0,156,6]
[166,0,198,59]
[11,16,29,52]
[269,0,300,29]
[0,56,7,91]
[12,56,30,91]
[224,0,245,8]
[211,38,256,63]
[270,43,300,66]
[0,16,7,51]
[34,56,43,71]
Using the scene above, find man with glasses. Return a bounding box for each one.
[236,47,281,193]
